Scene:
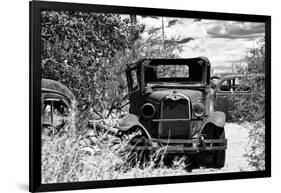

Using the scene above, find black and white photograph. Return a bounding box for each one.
[1,0,280,192]
[39,4,268,185]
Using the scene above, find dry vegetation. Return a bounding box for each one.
[41,108,258,183]
[41,109,190,183]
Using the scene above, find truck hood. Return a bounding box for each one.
[145,88,204,103]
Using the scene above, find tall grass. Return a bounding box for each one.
[41,108,188,183]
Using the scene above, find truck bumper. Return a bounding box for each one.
[130,138,227,153]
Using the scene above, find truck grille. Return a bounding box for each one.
[159,97,191,139]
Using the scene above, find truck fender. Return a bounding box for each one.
[116,114,151,139]
[199,111,226,137]
[205,111,225,128]
[194,112,226,146]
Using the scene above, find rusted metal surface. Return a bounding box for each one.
[118,58,227,163]
[133,146,227,153]
[41,79,75,131]
[213,74,263,121]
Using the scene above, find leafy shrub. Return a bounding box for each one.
[244,122,265,170]
[41,10,145,112]
[41,11,184,119]
[232,41,265,170]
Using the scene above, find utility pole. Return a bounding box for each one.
[162,17,165,51]
[130,15,137,59]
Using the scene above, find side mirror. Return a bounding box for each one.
[210,76,220,89]
[210,82,217,89]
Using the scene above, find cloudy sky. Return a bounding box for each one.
[137,16,265,73]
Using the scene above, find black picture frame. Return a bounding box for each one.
[30,1,271,192]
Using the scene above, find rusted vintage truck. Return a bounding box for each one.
[116,57,227,168]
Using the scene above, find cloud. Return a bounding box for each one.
[137,16,162,29]
[147,27,162,34]
[163,18,207,40]
[138,15,264,73]
[163,37,194,44]
[176,37,194,44]
[140,15,160,19]
[193,18,202,22]
[206,21,265,39]
[167,19,179,27]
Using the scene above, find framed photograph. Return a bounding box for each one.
[30,0,271,192]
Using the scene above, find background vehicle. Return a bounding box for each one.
[41,79,75,134]
[213,74,261,121]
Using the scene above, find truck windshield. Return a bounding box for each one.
[144,64,204,84]
[156,65,189,78]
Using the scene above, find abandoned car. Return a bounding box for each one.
[212,74,264,121]
[41,79,75,134]
[116,57,227,168]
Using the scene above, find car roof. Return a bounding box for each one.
[221,73,264,79]
[41,79,75,102]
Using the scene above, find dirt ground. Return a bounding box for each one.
[122,122,256,179]
[191,122,255,174]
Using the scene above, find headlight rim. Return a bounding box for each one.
[193,102,205,117]
[141,103,156,118]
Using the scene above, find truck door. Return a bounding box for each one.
[213,78,232,120]
[126,67,141,114]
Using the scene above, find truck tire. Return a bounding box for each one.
[190,128,226,169]
[122,126,152,167]
[213,131,226,168]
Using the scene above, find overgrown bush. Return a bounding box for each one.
[232,41,265,170]
[41,10,145,113]
[41,11,184,118]
[244,122,265,170]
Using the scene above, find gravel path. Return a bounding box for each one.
[123,123,256,178]
[191,123,255,174]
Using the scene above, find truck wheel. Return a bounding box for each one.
[123,126,152,167]
[213,131,226,168]
[190,129,226,169]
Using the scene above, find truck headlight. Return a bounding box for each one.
[193,103,205,117]
[141,103,155,118]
